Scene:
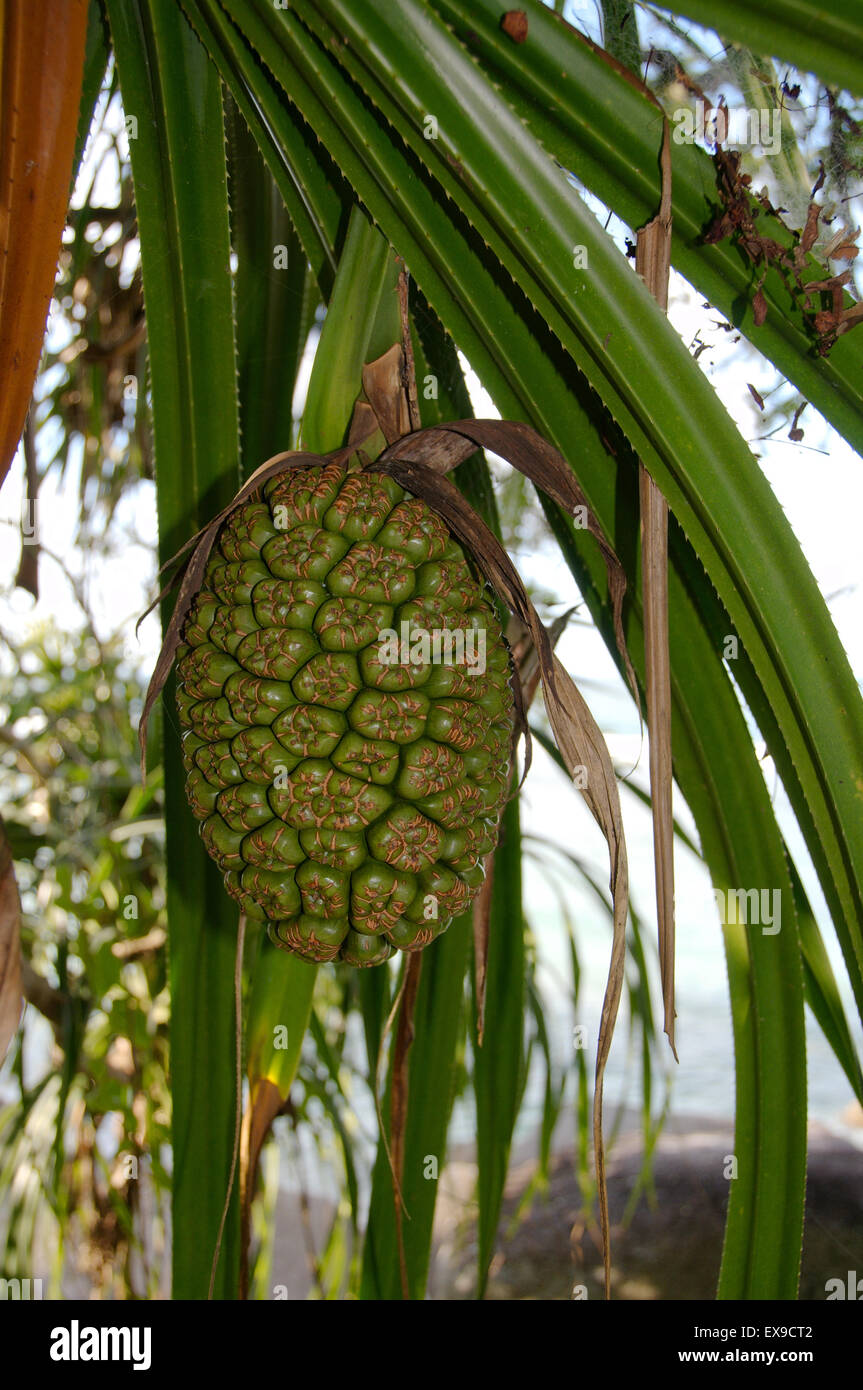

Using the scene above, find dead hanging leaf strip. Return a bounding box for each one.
[472,851,495,1049]
[635,118,678,1064]
[396,265,422,434]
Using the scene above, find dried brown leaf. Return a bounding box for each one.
[636,118,677,1068]
[639,470,676,1061]
[472,852,495,1049]
[796,199,821,266]
[703,152,860,354]
[397,266,421,433]
[511,608,574,711]
[0,0,90,490]
[347,399,379,445]
[839,301,863,333]
[823,225,860,262]
[635,122,672,311]
[362,342,412,445]
[802,268,853,300]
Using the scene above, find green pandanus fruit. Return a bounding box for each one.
[174,463,515,966]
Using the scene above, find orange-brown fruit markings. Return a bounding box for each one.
[175,466,515,965]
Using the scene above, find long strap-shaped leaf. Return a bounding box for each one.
[181,0,344,297]
[471,797,525,1297]
[301,205,400,452]
[635,112,677,1056]
[226,100,319,479]
[107,0,244,1300]
[240,945,317,1298]
[360,913,472,1299]
[428,0,863,1029]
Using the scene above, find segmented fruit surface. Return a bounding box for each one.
[175,464,514,966]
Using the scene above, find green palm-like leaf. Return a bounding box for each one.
[181,0,345,296]
[360,915,472,1299]
[301,205,400,452]
[106,0,243,1299]
[227,102,320,477]
[472,796,526,1295]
